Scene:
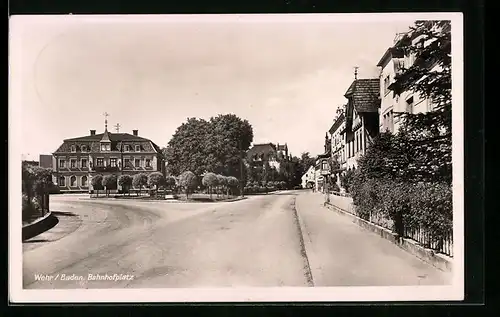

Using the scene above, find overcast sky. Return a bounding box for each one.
[11,14,417,161]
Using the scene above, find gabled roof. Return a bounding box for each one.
[344,79,380,113]
[329,113,345,134]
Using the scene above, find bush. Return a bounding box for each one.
[409,182,453,241]
[148,172,165,189]
[179,171,198,198]
[340,169,355,193]
[132,173,148,195]
[118,175,133,194]
[350,173,453,245]
[91,174,104,191]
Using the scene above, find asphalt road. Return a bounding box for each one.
[22,191,451,289]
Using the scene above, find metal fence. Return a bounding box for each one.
[327,190,453,257]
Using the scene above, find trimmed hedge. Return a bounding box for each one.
[350,172,452,246]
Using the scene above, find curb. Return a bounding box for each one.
[324,202,453,273]
[291,197,315,286]
[22,211,58,241]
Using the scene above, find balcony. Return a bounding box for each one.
[91,166,120,173]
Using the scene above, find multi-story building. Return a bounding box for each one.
[343,78,381,169]
[313,133,332,192]
[328,111,346,170]
[377,23,450,133]
[246,142,290,171]
[52,126,165,193]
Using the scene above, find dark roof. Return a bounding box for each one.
[64,132,150,142]
[329,113,345,134]
[56,132,162,154]
[344,79,380,113]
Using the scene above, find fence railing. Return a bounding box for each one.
[327,192,453,257]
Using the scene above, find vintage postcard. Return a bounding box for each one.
[9,13,464,303]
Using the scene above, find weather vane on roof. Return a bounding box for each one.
[354,66,359,80]
[103,112,110,131]
[114,123,121,133]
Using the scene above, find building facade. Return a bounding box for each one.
[246,142,290,171]
[52,128,165,192]
[377,25,449,134]
[343,78,381,169]
[328,111,347,170]
[301,165,316,189]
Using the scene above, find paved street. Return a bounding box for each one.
[23,191,451,289]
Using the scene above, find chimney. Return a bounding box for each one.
[133,130,138,136]
[90,130,96,136]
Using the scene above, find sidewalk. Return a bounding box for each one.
[294,192,451,286]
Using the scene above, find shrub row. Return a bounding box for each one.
[350,173,453,245]
[22,165,54,222]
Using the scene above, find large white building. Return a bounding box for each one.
[377,23,450,134]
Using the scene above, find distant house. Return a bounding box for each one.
[313,133,332,192]
[301,165,315,189]
[52,126,165,193]
[246,142,290,171]
[343,78,381,169]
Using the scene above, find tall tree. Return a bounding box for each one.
[390,20,452,183]
[205,114,254,178]
[164,118,211,176]
[164,114,254,182]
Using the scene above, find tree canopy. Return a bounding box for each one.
[164,114,253,178]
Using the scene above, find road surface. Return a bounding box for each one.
[22,192,451,289]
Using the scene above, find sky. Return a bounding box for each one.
[11,14,417,161]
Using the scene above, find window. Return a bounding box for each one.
[81,159,87,168]
[59,159,66,168]
[124,145,130,152]
[124,158,131,168]
[81,145,87,152]
[135,145,140,152]
[383,75,390,95]
[135,159,141,168]
[406,96,414,113]
[110,158,117,167]
[70,159,77,168]
[360,131,363,151]
[81,176,88,187]
[70,176,77,187]
[145,159,151,168]
[96,158,104,167]
[59,176,66,187]
[101,143,111,151]
[71,145,76,153]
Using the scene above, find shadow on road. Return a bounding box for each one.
[51,211,78,217]
[23,238,50,244]
[22,213,59,241]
